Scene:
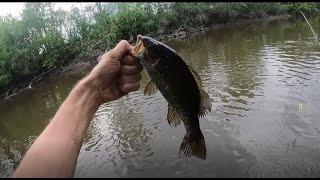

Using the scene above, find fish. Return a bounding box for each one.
[130,35,212,160]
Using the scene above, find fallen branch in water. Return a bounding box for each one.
[300,11,320,46]
[28,68,57,88]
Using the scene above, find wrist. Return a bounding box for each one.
[74,76,103,109]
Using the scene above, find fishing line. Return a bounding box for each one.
[297,11,319,112]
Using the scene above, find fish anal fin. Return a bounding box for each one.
[167,105,181,127]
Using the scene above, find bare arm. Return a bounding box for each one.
[12,40,142,178]
[12,78,100,178]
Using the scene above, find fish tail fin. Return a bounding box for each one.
[179,130,206,160]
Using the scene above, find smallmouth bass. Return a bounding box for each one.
[131,35,212,160]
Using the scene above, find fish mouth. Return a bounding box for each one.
[131,35,145,59]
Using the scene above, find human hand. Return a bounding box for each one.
[84,40,143,105]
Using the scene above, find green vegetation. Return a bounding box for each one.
[0,2,319,95]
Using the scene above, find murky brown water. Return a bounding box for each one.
[1,17,320,178]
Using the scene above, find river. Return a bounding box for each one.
[1,17,320,178]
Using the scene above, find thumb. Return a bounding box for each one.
[108,40,134,60]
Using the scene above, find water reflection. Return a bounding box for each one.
[75,74,162,177]
[0,72,87,177]
[1,17,320,177]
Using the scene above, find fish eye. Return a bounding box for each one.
[143,39,151,48]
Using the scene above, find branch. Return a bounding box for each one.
[28,67,56,88]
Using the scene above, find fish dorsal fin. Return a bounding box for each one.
[187,65,202,88]
[187,65,212,118]
[198,89,212,118]
[167,105,182,127]
[144,81,158,96]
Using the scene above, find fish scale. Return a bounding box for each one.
[131,35,212,160]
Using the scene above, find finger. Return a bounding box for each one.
[118,82,140,93]
[120,55,140,66]
[120,64,143,75]
[109,40,134,58]
[118,74,142,84]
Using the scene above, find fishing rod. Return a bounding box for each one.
[300,11,320,46]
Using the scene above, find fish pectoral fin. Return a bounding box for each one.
[144,81,158,96]
[179,130,207,160]
[198,89,212,118]
[187,65,212,118]
[167,105,181,127]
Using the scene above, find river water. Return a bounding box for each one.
[1,17,320,178]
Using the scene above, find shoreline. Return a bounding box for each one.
[0,14,292,103]
[157,14,292,43]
